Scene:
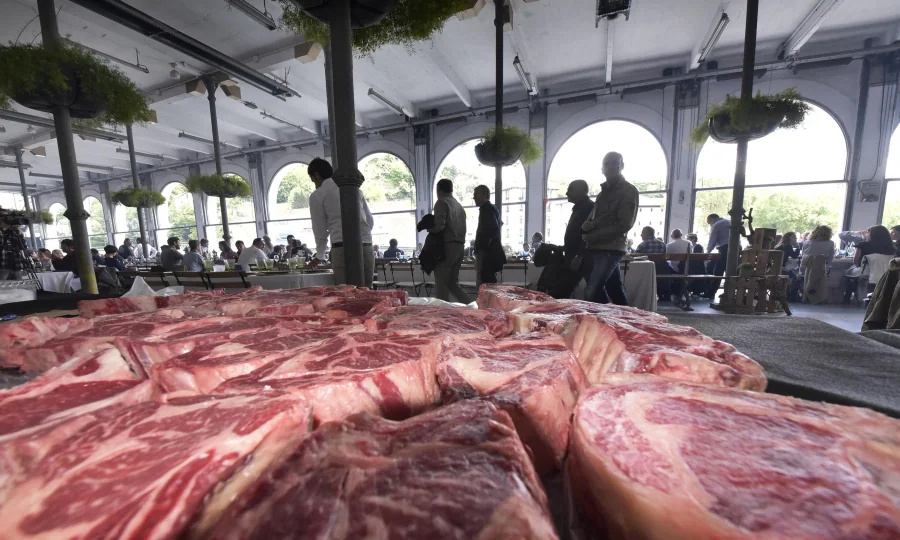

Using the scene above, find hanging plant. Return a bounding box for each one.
[110,187,166,208]
[280,0,472,55]
[475,125,541,167]
[690,89,810,145]
[0,42,153,128]
[186,174,252,198]
[1,209,54,225]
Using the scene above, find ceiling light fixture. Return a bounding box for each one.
[30,147,47,158]
[178,131,239,149]
[367,88,405,117]
[77,162,115,173]
[64,39,149,74]
[778,0,845,59]
[512,56,536,95]
[241,100,259,110]
[115,148,165,161]
[225,0,277,31]
[169,62,181,80]
[26,125,36,134]
[691,10,730,69]
[259,110,314,134]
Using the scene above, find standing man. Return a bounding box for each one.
[307,158,376,287]
[473,185,504,288]
[531,232,543,253]
[581,152,639,306]
[118,237,134,260]
[705,213,731,298]
[429,179,470,303]
[563,180,595,296]
[0,218,27,280]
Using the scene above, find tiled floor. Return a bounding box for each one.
[657,300,868,333]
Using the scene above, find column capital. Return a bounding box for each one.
[333,168,364,188]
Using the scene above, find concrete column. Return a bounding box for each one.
[139,172,158,246]
[413,125,430,245]
[98,181,116,246]
[186,164,207,242]
[248,151,267,237]
[668,81,703,235]
[525,104,547,243]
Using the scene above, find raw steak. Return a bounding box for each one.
[437,332,585,473]
[77,289,226,318]
[148,319,365,394]
[568,375,900,539]
[477,284,554,311]
[552,314,766,390]
[0,316,92,350]
[0,346,140,437]
[216,332,444,425]
[365,305,513,339]
[508,298,667,333]
[207,400,558,540]
[0,391,312,539]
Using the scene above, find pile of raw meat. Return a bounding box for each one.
[0,284,897,539]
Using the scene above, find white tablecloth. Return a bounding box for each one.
[248,272,334,290]
[37,272,74,293]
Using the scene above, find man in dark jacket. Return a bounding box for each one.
[581,152,639,306]
[563,179,595,297]
[473,185,505,287]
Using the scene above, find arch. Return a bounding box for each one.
[44,202,70,249]
[268,162,311,221]
[357,138,414,173]
[880,126,900,227]
[434,138,528,246]
[692,101,849,242]
[359,151,417,252]
[544,120,669,247]
[83,196,108,249]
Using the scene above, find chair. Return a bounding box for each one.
[861,254,895,295]
[137,271,171,290]
[390,261,429,297]
[172,271,210,292]
[459,262,478,291]
[500,261,530,288]
[205,271,251,293]
[373,259,397,290]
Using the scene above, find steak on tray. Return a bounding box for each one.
[568,375,900,539]
[207,400,558,540]
[365,305,513,339]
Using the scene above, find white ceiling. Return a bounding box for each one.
[1,0,899,192]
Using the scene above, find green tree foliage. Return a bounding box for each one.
[277,169,307,204]
[50,205,71,238]
[290,186,312,210]
[439,164,481,203]
[125,207,139,232]
[86,198,106,238]
[167,184,197,229]
[360,154,415,205]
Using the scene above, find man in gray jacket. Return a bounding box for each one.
[429,178,471,303]
[581,152,639,306]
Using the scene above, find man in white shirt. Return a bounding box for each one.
[306,158,375,287]
[236,238,269,269]
[666,228,692,272]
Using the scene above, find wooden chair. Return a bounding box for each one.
[172,271,210,292]
[390,261,429,297]
[137,271,171,290]
[205,271,252,293]
[373,258,397,290]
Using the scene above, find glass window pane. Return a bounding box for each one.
[370,212,417,253]
[46,203,71,239]
[883,181,900,228]
[205,223,258,248]
[268,163,312,220]
[208,174,255,225]
[267,220,315,248]
[84,197,107,240]
[114,204,140,233]
[887,127,900,180]
[156,227,199,248]
[0,192,26,210]
[696,103,848,188]
[359,153,416,213]
[158,183,196,230]
[436,139,526,207]
[692,184,847,248]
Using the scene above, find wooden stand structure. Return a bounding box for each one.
[713,228,792,315]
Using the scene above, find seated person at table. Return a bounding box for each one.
[101,245,127,272]
[118,237,134,260]
[635,226,666,254]
[218,241,236,260]
[383,238,404,259]
[90,249,104,267]
[531,232,543,253]
[53,239,78,275]
[801,225,835,266]
[373,244,382,258]
[853,225,895,268]
[520,243,532,258]
[665,228,691,272]
[36,248,53,270]
[235,240,245,259]
[182,240,205,272]
[236,238,268,268]
[160,237,183,271]
[774,232,801,262]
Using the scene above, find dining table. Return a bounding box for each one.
[247,271,335,290]
[36,271,75,293]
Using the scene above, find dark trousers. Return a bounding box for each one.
[585,250,628,306]
[707,244,729,297]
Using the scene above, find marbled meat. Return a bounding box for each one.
[207,400,558,540]
[477,283,554,311]
[568,375,900,539]
[365,304,513,339]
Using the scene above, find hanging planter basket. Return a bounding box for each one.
[186,174,252,198]
[281,0,473,55]
[0,210,54,226]
[476,125,542,168]
[110,187,166,208]
[691,88,811,145]
[0,43,153,127]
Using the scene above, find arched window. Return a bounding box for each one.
[113,199,140,248]
[693,102,848,247]
[84,196,108,249]
[360,152,416,253]
[156,182,198,247]
[881,126,900,227]
[546,121,668,249]
[43,203,69,250]
[206,173,257,248]
[435,139,527,250]
[266,162,314,249]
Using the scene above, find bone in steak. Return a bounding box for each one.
[477,283,554,311]
[216,331,443,425]
[207,400,558,540]
[77,289,225,318]
[508,298,668,333]
[365,305,513,339]
[551,314,766,390]
[568,375,900,539]
[0,391,312,539]
[437,332,585,473]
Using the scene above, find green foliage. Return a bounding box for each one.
[481,125,542,165]
[279,0,471,55]
[186,174,251,198]
[110,187,166,208]
[439,163,481,202]
[0,42,153,127]
[360,154,415,205]
[4,210,54,224]
[290,187,310,210]
[277,169,307,204]
[166,184,197,229]
[691,89,811,145]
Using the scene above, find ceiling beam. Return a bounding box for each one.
[354,57,418,118]
[420,46,473,108]
[778,0,846,59]
[0,110,125,142]
[689,1,731,71]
